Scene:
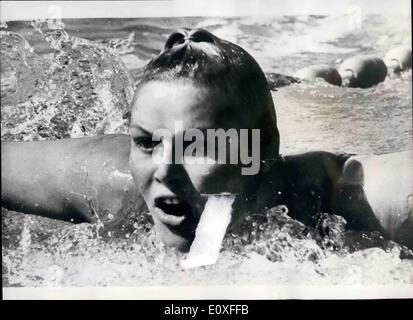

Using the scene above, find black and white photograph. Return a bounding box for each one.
[1,0,412,300]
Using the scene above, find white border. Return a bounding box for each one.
[3,285,413,300]
[1,0,411,21]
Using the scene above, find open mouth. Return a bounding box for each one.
[154,197,195,227]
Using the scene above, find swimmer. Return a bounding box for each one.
[1,28,411,251]
[338,55,388,88]
[294,64,342,86]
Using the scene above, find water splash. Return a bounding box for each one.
[3,203,412,287]
[1,20,134,141]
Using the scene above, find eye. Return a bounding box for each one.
[133,137,160,153]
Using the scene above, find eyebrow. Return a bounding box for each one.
[129,124,152,135]
[129,125,225,138]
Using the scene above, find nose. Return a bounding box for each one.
[152,134,191,188]
[153,162,184,185]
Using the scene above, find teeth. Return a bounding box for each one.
[164,198,179,205]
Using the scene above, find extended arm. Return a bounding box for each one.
[1,134,144,224]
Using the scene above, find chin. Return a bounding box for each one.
[156,224,193,252]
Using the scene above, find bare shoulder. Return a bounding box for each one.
[283,151,352,183]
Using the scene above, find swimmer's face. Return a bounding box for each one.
[129,79,257,251]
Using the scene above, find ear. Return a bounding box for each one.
[338,158,364,186]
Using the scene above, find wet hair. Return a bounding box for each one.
[134,28,280,159]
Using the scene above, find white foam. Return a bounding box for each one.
[181,194,236,269]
